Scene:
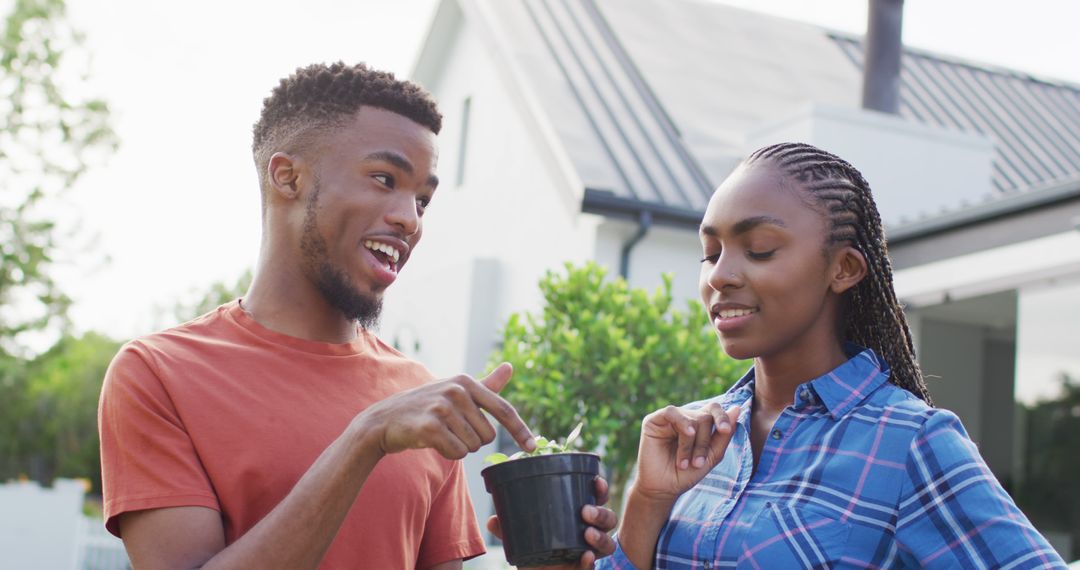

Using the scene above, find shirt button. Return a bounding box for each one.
[799,389,811,402]
[771,429,783,440]
[703,561,712,570]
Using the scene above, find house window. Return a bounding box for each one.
[456,96,471,187]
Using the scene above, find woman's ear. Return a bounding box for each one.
[830,245,868,295]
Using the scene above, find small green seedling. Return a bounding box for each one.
[485,421,584,465]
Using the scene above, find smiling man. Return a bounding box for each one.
[98,62,615,569]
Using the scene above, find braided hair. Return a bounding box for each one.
[744,142,932,404]
[251,62,442,199]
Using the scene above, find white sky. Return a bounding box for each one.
[54,0,1079,341]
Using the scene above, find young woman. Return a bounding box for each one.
[598,143,1067,569]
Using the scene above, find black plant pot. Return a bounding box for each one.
[481,452,601,567]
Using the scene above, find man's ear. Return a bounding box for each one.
[267,152,304,200]
[830,245,868,295]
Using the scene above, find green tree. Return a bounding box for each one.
[0,332,120,493]
[0,355,30,475]
[167,269,252,325]
[1,0,116,355]
[491,262,745,510]
[1014,373,1080,560]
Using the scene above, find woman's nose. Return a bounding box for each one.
[708,260,741,290]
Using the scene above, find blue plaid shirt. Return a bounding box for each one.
[600,346,1066,569]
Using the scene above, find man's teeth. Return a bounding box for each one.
[718,308,757,319]
[363,240,400,264]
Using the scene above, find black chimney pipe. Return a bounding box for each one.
[862,0,904,114]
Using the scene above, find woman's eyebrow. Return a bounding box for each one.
[732,215,786,236]
[699,215,787,237]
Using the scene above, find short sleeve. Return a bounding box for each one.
[894,410,1066,569]
[98,343,219,537]
[415,460,486,569]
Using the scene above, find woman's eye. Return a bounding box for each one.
[747,249,776,260]
[373,173,395,188]
[699,253,720,264]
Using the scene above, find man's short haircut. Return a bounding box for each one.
[252,61,442,197]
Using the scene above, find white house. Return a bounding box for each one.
[378,0,1080,559]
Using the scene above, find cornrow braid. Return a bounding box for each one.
[746,142,933,404]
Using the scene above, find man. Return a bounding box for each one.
[99,62,615,569]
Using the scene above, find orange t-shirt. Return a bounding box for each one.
[98,301,485,569]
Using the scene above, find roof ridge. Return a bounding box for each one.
[828,30,1080,92]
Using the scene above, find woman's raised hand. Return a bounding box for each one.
[633,403,742,502]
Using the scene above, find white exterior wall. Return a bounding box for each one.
[594,220,703,308]
[383,11,602,375]
[745,103,995,227]
[381,11,603,539]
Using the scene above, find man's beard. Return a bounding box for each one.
[299,182,382,330]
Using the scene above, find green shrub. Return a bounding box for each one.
[491,262,745,510]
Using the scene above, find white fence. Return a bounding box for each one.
[0,479,128,570]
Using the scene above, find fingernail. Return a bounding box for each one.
[679,459,689,470]
[582,505,596,519]
[686,425,696,436]
[693,456,705,468]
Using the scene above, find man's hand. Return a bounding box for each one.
[354,362,536,459]
[486,476,618,569]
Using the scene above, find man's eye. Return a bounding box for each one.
[373,173,395,187]
[416,196,431,212]
[748,249,776,260]
[699,253,720,264]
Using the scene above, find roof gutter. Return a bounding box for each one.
[887,175,1080,244]
[582,188,703,229]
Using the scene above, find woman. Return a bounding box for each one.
[599,143,1066,569]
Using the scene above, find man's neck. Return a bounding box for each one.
[242,273,359,345]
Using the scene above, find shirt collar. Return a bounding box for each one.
[722,344,891,419]
[809,344,891,418]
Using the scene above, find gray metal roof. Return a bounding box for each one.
[831,34,1080,195]
[474,0,1080,227]
[508,0,715,214]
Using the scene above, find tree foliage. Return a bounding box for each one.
[167,269,252,325]
[491,262,745,510]
[1013,373,1080,560]
[0,332,120,492]
[1,0,116,354]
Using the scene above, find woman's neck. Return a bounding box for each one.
[752,338,848,415]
